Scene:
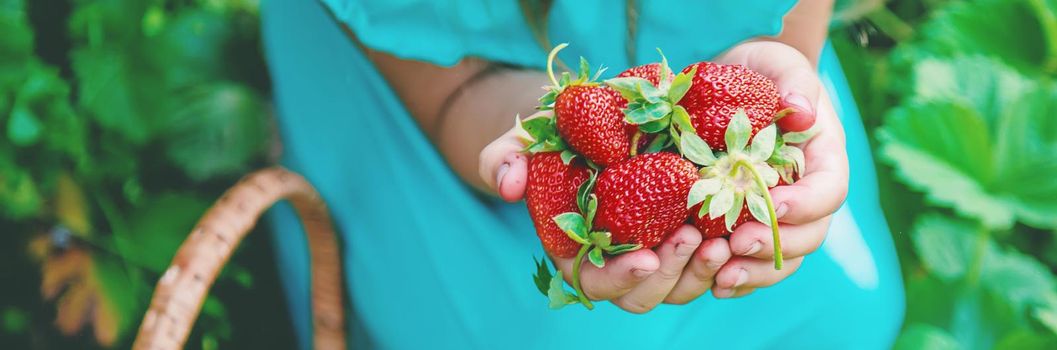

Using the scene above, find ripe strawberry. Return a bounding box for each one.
[554,85,632,166]
[617,63,673,86]
[690,179,787,239]
[593,152,698,248]
[679,62,780,151]
[525,152,591,258]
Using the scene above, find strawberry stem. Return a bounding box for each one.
[735,159,784,270]
[629,130,643,156]
[571,244,595,309]
[546,43,569,88]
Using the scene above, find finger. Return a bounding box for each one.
[770,92,848,224]
[553,249,659,301]
[664,237,731,304]
[719,41,820,132]
[711,256,805,299]
[614,225,702,313]
[728,215,832,260]
[478,128,529,202]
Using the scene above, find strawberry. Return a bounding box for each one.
[593,152,698,248]
[535,44,632,167]
[617,63,674,86]
[525,152,591,258]
[679,62,780,151]
[554,85,631,166]
[690,178,788,239]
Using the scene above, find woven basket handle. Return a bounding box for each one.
[132,168,346,350]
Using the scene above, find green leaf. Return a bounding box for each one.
[639,117,669,134]
[709,186,734,220]
[910,214,976,282]
[532,256,554,296]
[604,244,642,255]
[687,179,721,209]
[552,212,589,244]
[756,163,780,188]
[745,190,769,226]
[643,132,670,153]
[547,269,574,309]
[894,324,960,350]
[6,105,41,146]
[671,105,695,133]
[559,150,576,165]
[777,145,806,178]
[584,195,598,230]
[697,195,712,219]
[636,80,665,104]
[725,110,751,153]
[578,56,590,82]
[576,170,598,214]
[725,190,744,232]
[625,101,672,125]
[0,155,42,219]
[748,124,777,161]
[680,131,716,166]
[605,77,653,101]
[878,101,1014,229]
[781,124,818,144]
[160,83,268,181]
[668,68,696,103]
[589,231,611,248]
[912,0,1057,74]
[116,193,212,272]
[587,247,605,268]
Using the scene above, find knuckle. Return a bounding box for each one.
[617,299,656,314]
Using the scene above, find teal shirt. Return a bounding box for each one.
[261,0,905,348]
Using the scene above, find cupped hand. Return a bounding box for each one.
[707,40,849,298]
[480,111,733,313]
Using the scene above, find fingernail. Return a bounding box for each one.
[713,288,734,298]
[785,94,813,114]
[632,269,654,278]
[734,269,749,288]
[496,163,510,188]
[740,241,762,256]
[675,243,696,258]
[775,203,789,219]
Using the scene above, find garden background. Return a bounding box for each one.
[1,0,1055,349]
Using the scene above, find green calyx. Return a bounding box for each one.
[517,114,568,154]
[604,49,697,155]
[531,168,641,310]
[538,43,609,111]
[684,110,788,270]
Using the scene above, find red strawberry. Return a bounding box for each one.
[679,62,780,151]
[554,85,632,166]
[689,179,788,239]
[617,63,674,86]
[593,152,698,248]
[525,152,591,258]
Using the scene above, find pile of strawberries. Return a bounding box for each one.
[524,44,814,309]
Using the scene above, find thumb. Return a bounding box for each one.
[774,65,821,132]
[479,127,530,202]
[729,41,821,132]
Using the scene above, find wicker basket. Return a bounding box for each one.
[131,168,347,350]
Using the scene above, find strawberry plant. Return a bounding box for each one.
[0,0,293,348]
[834,0,1057,348]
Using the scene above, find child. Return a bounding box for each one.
[263,0,904,348]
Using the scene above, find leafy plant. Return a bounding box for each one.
[835,0,1057,348]
[0,0,287,348]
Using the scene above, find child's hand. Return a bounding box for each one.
[480,113,733,313]
[706,40,849,298]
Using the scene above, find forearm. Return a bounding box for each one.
[772,0,834,66]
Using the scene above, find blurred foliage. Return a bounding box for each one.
[0,0,293,348]
[833,0,1057,348]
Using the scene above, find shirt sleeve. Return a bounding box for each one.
[320,0,546,67]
